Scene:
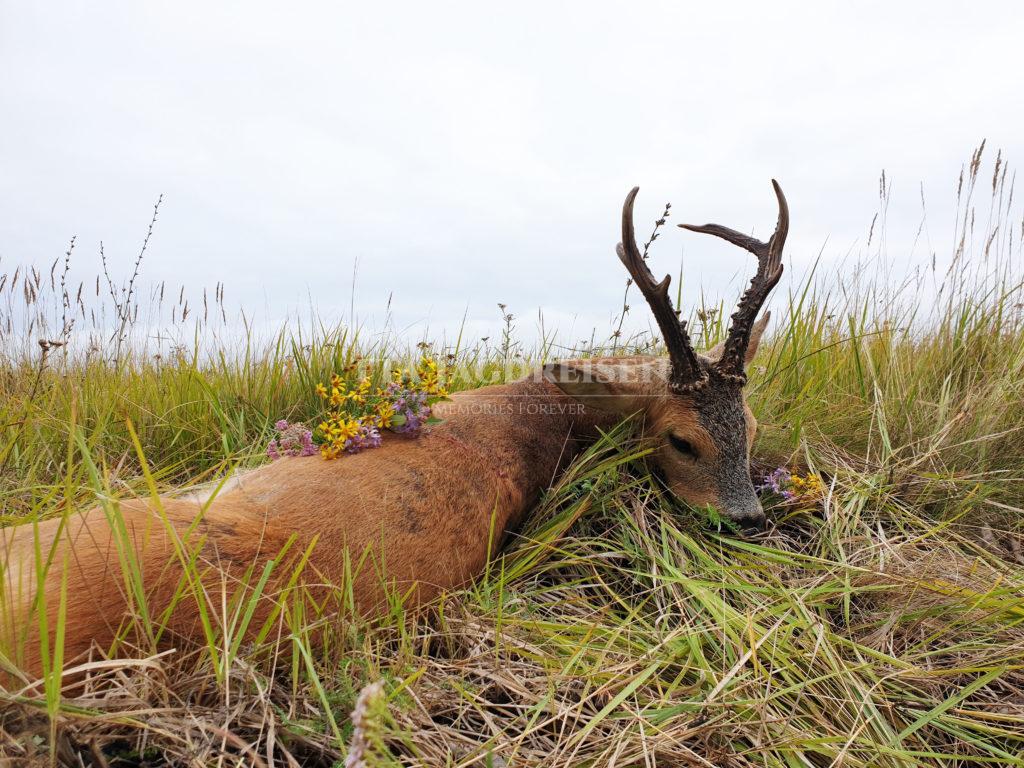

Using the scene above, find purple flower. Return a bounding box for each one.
[759,467,793,498]
[344,424,383,453]
[385,382,435,436]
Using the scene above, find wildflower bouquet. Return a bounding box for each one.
[758,467,826,506]
[269,356,449,461]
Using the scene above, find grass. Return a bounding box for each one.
[2,146,1024,765]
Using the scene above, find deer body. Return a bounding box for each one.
[2,377,615,676]
[2,181,790,681]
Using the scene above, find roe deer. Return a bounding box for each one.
[1,181,788,679]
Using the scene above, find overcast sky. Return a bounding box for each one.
[2,1,1022,347]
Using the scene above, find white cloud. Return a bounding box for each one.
[1,0,1021,345]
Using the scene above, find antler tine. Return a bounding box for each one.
[617,186,707,392]
[678,180,789,383]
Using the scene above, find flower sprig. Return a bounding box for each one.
[302,355,449,460]
[267,419,317,459]
[759,467,826,505]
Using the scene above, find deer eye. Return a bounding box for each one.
[668,434,699,460]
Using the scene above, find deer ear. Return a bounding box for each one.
[745,311,771,362]
[544,360,656,413]
[704,312,771,368]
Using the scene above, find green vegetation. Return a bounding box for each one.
[2,149,1023,765]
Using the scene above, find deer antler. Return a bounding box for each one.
[618,186,707,392]
[679,180,789,385]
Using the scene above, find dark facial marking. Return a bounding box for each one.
[690,380,762,522]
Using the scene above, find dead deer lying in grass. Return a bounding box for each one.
[1,181,788,678]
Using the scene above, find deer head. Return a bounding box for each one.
[548,181,788,534]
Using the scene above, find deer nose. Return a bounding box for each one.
[738,511,767,537]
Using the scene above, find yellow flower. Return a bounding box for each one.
[411,356,448,397]
[315,383,328,399]
[374,402,395,427]
[789,472,825,500]
[330,387,345,406]
[330,418,360,442]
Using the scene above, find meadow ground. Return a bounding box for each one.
[2,151,1024,766]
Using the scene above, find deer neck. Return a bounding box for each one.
[433,372,617,528]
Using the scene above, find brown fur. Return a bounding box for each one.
[1,377,611,678]
[1,323,768,680]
